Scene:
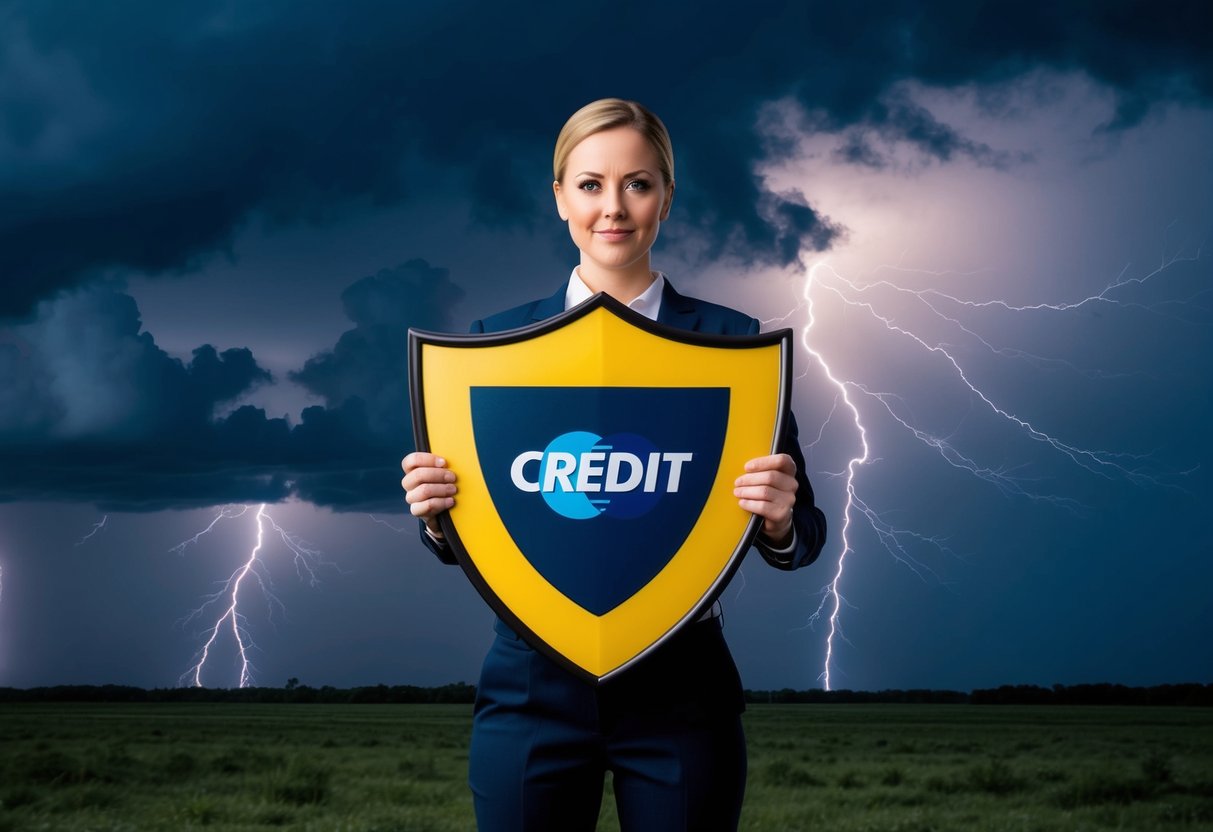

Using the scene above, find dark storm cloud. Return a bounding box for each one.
[0,284,270,440]
[0,261,463,510]
[865,93,1028,169]
[2,0,1208,317]
[291,259,464,437]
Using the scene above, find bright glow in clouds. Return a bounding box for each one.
[173,503,328,687]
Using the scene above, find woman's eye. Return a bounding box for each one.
[578,181,601,192]
[626,180,650,191]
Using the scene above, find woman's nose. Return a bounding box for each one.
[603,187,625,218]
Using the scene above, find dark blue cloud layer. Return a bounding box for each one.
[291,259,464,437]
[0,261,462,511]
[2,0,1209,318]
[0,286,270,440]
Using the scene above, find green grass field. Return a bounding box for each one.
[1,703,1210,831]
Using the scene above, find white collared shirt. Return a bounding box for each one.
[564,267,666,321]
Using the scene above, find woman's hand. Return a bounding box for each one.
[401,452,458,538]
[734,453,798,548]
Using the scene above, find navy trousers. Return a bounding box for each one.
[469,616,748,831]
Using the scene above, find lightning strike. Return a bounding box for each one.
[75,515,108,546]
[170,505,251,556]
[174,503,328,687]
[799,252,1198,690]
[800,263,872,691]
[367,514,412,533]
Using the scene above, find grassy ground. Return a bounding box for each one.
[737,705,1213,832]
[0,703,1210,831]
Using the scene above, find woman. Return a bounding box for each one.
[402,99,827,831]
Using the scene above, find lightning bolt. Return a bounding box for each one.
[799,265,870,692]
[174,502,328,688]
[170,504,251,556]
[799,250,1200,690]
[367,513,412,533]
[75,515,108,546]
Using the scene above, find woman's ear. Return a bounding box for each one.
[660,179,675,221]
[553,180,568,221]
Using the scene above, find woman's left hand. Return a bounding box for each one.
[734,453,798,547]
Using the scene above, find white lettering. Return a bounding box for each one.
[510,451,543,492]
[643,451,661,492]
[541,452,577,492]
[662,452,693,493]
[512,447,695,496]
[575,452,606,492]
[605,452,643,492]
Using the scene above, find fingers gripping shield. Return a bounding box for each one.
[409,294,791,683]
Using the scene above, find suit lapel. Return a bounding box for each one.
[657,278,701,332]
[530,284,567,322]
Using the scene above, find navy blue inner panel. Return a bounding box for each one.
[471,386,730,615]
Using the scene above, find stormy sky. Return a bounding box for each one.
[0,0,1209,691]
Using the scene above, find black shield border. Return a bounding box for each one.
[409,292,793,684]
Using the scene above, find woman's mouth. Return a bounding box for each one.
[595,229,634,241]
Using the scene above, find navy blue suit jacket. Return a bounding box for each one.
[419,277,827,572]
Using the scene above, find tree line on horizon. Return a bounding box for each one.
[745,682,1213,707]
[0,681,1209,706]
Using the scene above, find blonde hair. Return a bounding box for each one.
[553,98,674,185]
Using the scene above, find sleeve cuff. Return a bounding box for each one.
[424,525,449,548]
[756,527,798,563]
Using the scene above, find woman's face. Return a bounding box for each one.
[553,127,673,281]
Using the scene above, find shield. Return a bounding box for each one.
[409,293,791,683]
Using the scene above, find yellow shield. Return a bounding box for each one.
[409,293,790,682]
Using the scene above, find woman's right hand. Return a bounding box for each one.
[401,452,458,538]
